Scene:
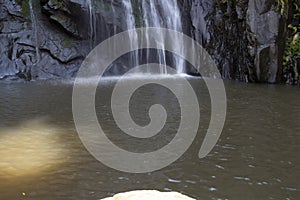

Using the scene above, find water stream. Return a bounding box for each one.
[122,0,139,69]
[141,0,184,74]
[91,0,185,74]
[87,0,96,49]
[29,0,40,64]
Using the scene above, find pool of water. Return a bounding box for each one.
[0,78,299,199]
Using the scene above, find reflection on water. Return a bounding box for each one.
[0,79,299,199]
[0,118,67,179]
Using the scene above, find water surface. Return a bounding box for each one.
[0,78,299,199]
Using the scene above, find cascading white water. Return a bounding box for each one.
[142,0,167,74]
[29,0,40,64]
[136,0,184,74]
[87,0,96,48]
[160,0,185,74]
[122,0,139,69]
[110,0,117,36]
[91,0,185,75]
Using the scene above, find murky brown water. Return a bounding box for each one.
[0,78,299,199]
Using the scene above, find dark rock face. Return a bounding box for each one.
[0,0,89,80]
[0,0,288,83]
[190,0,285,83]
[247,0,282,83]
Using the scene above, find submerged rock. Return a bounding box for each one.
[102,190,195,200]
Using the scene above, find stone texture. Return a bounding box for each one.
[247,0,282,83]
[189,0,285,83]
[0,0,90,80]
[0,0,289,83]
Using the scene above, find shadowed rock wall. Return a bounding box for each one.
[0,0,290,83]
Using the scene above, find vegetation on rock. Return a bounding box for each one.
[283,1,300,84]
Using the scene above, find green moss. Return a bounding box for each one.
[274,0,289,17]
[62,38,72,47]
[20,0,30,18]
[58,0,64,8]
[55,14,63,23]
[16,0,39,19]
[50,0,65,9]
[104,4,110,12]
[130,0,144,27]
[94,0,110,12]
[102,1,110,12]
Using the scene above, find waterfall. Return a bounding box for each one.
[122,0,139,69]
[92,0,185,75]
[29,0,40,64]
[142,0,167,74]
[140,0,184,74]
[161,0,185,74]
[110,0,117,36]
[87,0,96,48]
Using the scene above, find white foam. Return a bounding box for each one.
[61,73,198,85]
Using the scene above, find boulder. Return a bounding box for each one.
[102,190,195,200]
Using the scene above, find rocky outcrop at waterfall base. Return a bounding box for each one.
[0,0,297,83]
[189,0,287,83]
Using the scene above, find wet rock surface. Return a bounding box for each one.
[0,0,89,80]
[190,0,285,83]
[0,0,289,83]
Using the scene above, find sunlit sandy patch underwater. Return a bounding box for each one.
[0,118,69,180]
